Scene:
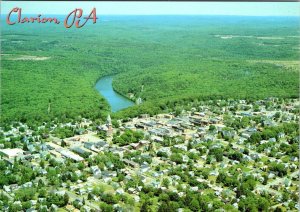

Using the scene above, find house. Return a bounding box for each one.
[84,141,108,152]
[221,128,236,138]
[140,140,150,146]
[182,132,194,140]
[116,188,124,195]
[128,188,138,194]
[250,153,259,160]
[40,169,47,175]
[49,150,61,158]
[59,150,84,162]
[189,116,209,126]
[122,159,139,168]
[46,142,61,150]
[174,144,187,151]
[140,120,156,128]
[30,200,37,206]
[191,186,198,191]
[241,132,252,139]
[170,124,184,132]
[240,112,252,117]
[91,166,101,178]
[278,132,285,139]
[210,118,221,124]
[149,128,170,137]
[71,146,91,156]
[65,205,76,211]
[22,182,33,188]
[151,136,163,143]
[81,206,92,211]
[263,120,276,127]
[158,147,171,156]
[130,143,143,150]
[151,181,160,188]
[171,175,181,181]
[75,170,82,177]
[140,114,150,119]
[125,124,136,130]
[193,112,205,117]
[135,123,145,129]
[204,135,214,142]
[75,128,88,135]
[140,164,150,173]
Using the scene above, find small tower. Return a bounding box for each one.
[106,114,113,137]
[47,102,51,114]
[136,97,142,105]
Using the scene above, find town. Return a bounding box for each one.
[0,97,299,211]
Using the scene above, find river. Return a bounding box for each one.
[95,76,135,112]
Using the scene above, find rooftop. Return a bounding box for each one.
[0,148,24,157]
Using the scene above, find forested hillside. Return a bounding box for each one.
[1,16,299,124]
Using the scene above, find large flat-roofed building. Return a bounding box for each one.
[59,149,84,162]
[0,148,24,158]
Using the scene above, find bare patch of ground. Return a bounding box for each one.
[11,41,24,43]
[214,35,253,39]
[256,36,284,40]
[214,35,285,40]
[257,43,280,47]
[7,55,50,61]
[248,60,300,70]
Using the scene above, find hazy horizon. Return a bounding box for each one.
[2,2,300,16]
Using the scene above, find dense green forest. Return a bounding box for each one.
[1,16,299,124]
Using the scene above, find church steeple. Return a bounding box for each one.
[136,97,142,105]
[106,114,113,137]
[106,114,112,126]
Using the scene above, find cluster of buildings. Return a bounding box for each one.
[0,98,299,211]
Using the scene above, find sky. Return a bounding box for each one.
[1,2,300,16]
